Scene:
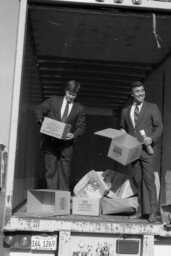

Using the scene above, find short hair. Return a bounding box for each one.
[131,81,143,90]
[65,80,80,94]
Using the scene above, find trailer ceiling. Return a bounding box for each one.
[28,3,171,110]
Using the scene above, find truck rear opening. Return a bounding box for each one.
[3,0,171,255]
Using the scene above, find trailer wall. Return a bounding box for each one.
[12,25,42,210]
[144,54,171,204]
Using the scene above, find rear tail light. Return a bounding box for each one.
[114,0,123,3]
[3,235,15,247]
[18,235,31,249]
[132,0,142,4]
[3,233,31,249]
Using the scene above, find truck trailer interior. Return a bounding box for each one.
[3,1,171,255]
[5,0,171,225]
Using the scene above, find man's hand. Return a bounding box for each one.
[144,137,152,146]
[65,133,74,140]
[120,128,127,133]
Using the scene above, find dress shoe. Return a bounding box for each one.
[148,213,157,223]
[129,212,142,219]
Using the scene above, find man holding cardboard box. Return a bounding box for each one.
[35,80,86,191]
[120,81,163,223]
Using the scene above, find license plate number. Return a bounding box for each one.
[31,235,57,250]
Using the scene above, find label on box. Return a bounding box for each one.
[112,145,122,157]
[59,197,68,210]
[72,197,100,216]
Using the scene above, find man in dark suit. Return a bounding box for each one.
[120,81,163,223]
[35,80,86,191]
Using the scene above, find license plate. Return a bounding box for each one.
[31,235,57,250]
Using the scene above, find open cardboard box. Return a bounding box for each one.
[40,117,71,139]
[101,196,138,215]
[73,170,109,198]
[95,128,142,165]
[27,189,71,216]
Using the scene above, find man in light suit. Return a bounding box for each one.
[35,80,86,191]
[120,81,163,223]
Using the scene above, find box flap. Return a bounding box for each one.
[94,128,124,139]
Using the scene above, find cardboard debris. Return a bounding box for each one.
[95,128,142,165]
[40,117,71,139]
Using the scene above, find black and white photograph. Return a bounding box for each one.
[1,0,171,255]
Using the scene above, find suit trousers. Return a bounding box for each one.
[42,137,74,191]
[132,150,158,215]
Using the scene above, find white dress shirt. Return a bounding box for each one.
[61,97,73,118]
[130,102,143,127]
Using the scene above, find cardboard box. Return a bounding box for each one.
[95,128,142,165]
[27,189,70,216]
[72,197,100,216]
[160,204,171,225]
[73,170,109,198]
[101,196,138,215]
[40,117,71,139]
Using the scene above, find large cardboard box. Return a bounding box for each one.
[27,189,70,216]
[95,128,142,165]
[40,117,71,139]
[72,197,100,216]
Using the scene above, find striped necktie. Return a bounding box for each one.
[134,104,139,126]
[61,102,69,122]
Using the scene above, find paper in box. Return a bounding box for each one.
[102,170,137,199]
[40,117,71,139]
[27,189,70,216]
[72,197,100,216]
[95,128,142,165]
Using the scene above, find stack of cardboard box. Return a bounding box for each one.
[26,127,140,217]
[72,128,141,216]
[72,170,138,216]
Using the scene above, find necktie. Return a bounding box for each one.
[134,104,139,126]
[61,102,69,122]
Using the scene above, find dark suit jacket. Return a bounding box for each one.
[34,95,86,151]
[120,101,163,154]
